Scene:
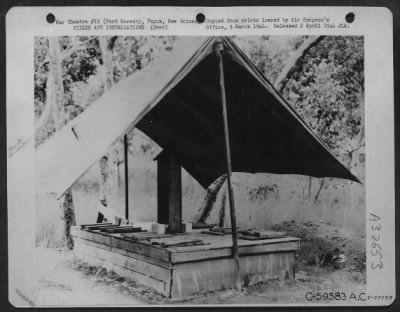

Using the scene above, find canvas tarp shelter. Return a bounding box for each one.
[36,36,359,199]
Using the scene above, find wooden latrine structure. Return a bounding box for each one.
[36,37,359,297]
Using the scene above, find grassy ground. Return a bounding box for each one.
[271,220,366,273]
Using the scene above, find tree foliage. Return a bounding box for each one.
[283,36,364,158]
[236,36,364,163]
[34,36,177,146]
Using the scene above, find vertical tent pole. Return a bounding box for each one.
[215,40,241,290]
[124,134,129,220]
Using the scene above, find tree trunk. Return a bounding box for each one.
[49,37,65,130]
[97,37,117,219]
[99,155,110,205]
[35,73,55,135]
[194,174,227,223]
[61,190,75,249]
[46,37,77,250]
[348,89,365,173]
[35,37,65,136]
[54,42,76,250]
[218,184,228,227]
[314,178,326,203]
[99,36,115,91]
[307,176,312,199]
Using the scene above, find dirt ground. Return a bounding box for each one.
[34,221,366,306]
[34,248,144,306]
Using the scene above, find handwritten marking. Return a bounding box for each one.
[369,213,383,270]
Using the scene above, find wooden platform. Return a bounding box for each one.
[71,227,300,298]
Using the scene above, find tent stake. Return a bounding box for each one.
[124,134,129,220]
[215,40,241,290]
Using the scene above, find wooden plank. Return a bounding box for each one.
[72,227,300,263]
[122,232,173,241]
[74,237,172,269]
[112,236,171,262]
[201,230,225,236]
[71,227,171,262]
[171,258,235,297]
[74,242,170,296]
[240,230,287,239]
[239,252,295,285]
[151,238,206,248]
[80,223,112,229]
[192,223,217,229]
[75,239,170,280]
[166,233,299,250]
[157,232,300,252]
[101,227,143,233]
[170,241,300,263]
[171,252,295,297]
[170,247,232,263]
[201,228,244,235]
[83,224,117,230]
[210,226,241,232]
[72,228,114,245]
[238,241,300,255]
[239,235,272,241]
[86,225,122,231]
[239,237,300,246]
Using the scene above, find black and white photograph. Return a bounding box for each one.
[6,6,395,307]
[32,34,366,305]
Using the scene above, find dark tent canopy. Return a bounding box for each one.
[36,36,359,199]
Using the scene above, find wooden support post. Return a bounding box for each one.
[215,40,241,290]
[124,134,129,220]
[156,151,182,233]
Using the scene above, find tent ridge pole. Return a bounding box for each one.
[215,40,241,290]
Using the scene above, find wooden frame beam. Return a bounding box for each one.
[156,151,182,233]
